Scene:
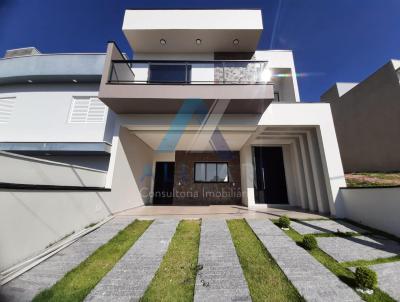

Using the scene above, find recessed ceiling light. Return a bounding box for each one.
[27,80,33,83]
[72,79,78,83]
[233,39,239,45]
[196,39,202,45]
[160,39,167,45]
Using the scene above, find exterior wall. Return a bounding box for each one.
[322,60,400,172]
[255,50,300,102]
[0,83,112,143]
[173,151,241,205]
[240,103,346,216]
[0,151,106,187]
[0,53,105,85]
[105,126,154,206]
[0,190,111,271]
[338,187,400,237]
[32,154,110,172]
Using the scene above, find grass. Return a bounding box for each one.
[342,255,400,268]
[33,220,153,302]
[141,220,201,302]
[228,219,303,302]
[278,223,396,302]
[345,172,400,187]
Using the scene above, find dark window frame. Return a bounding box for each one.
[194,162,229,183]
[148,63,192,84]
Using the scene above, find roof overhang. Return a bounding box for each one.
[122,9,263,53]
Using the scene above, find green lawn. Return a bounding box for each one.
[279,223,396,302]
[141,220,201,302]
[228,219,303,302]
[33,219,152,302]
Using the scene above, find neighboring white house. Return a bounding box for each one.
[0,48,113,171]
[321,59,400,173]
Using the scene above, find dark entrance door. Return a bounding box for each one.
[153,162,175,205]
[253,146,288,204]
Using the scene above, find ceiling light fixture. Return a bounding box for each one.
[196,39,202,45]
[72,79,78,83]
[233,39,239,45]
[27,80,33,83]
[160,39,167,45]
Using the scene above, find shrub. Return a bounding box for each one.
[302,235,318,250]
[355,267,377,289]
[278,216,291,228]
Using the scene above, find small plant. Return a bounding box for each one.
[355,267,377,290]
[302,235,318,250]
[278,216,291,229]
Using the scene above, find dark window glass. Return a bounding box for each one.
[274,92,280,102]
[194,162,228,183]
[148,64,191,83]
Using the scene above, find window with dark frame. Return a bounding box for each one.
[148,64,192,83]
[194,162,229,183]
[274,92,280,102]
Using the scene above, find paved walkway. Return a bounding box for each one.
[291,220,365,235]
[194,219,251,302]
[369,261,400,301]
[317,236,400,262]
[247,219,362,302]
[118,205,327,220]
[0,216,134,302]
[85,219,179,302]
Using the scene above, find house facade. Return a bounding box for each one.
[0,9,347,216]
[0,48,113,171]
[99,9,346,215]
[321,59,400,173]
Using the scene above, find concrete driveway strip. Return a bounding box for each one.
[247,219,363,302]
[194,219,251,302]
[84,219,179,302]
[0,216,135,302]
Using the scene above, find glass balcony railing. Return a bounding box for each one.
[108,60,270,85]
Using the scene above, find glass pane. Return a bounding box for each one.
[206,163,217,182]
[217,163,228,182]
[148,64,191,83]
[195,163,206,182]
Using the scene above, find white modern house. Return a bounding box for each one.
[0,9,348,270]
[321,59,400,172]
[98,9,345,214]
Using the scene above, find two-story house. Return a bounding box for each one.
[98,9,346,215]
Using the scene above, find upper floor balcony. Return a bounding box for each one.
[99,42,274,114]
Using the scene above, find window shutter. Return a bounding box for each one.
[68,97,107,123]
[0,97,16,124]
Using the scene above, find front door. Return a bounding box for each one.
[253,146,288,204]
[153,162,175,205]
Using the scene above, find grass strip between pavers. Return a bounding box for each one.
[277,222,396,302]
[228,219,304,302]
[342,255,400,268]
[140,220,201,302]
[33,219,153,302]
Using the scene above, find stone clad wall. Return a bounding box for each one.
[173,151,242,205]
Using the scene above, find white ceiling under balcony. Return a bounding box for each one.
[122,9,263,53]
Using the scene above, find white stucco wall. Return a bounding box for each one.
[339,187,400,237]
[0,190,111,271]
[241,103,346,215]
[0,151,106,187]
[0,83,112,143]
[255,50,300,102]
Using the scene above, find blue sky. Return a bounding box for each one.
[1,0,399,101]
